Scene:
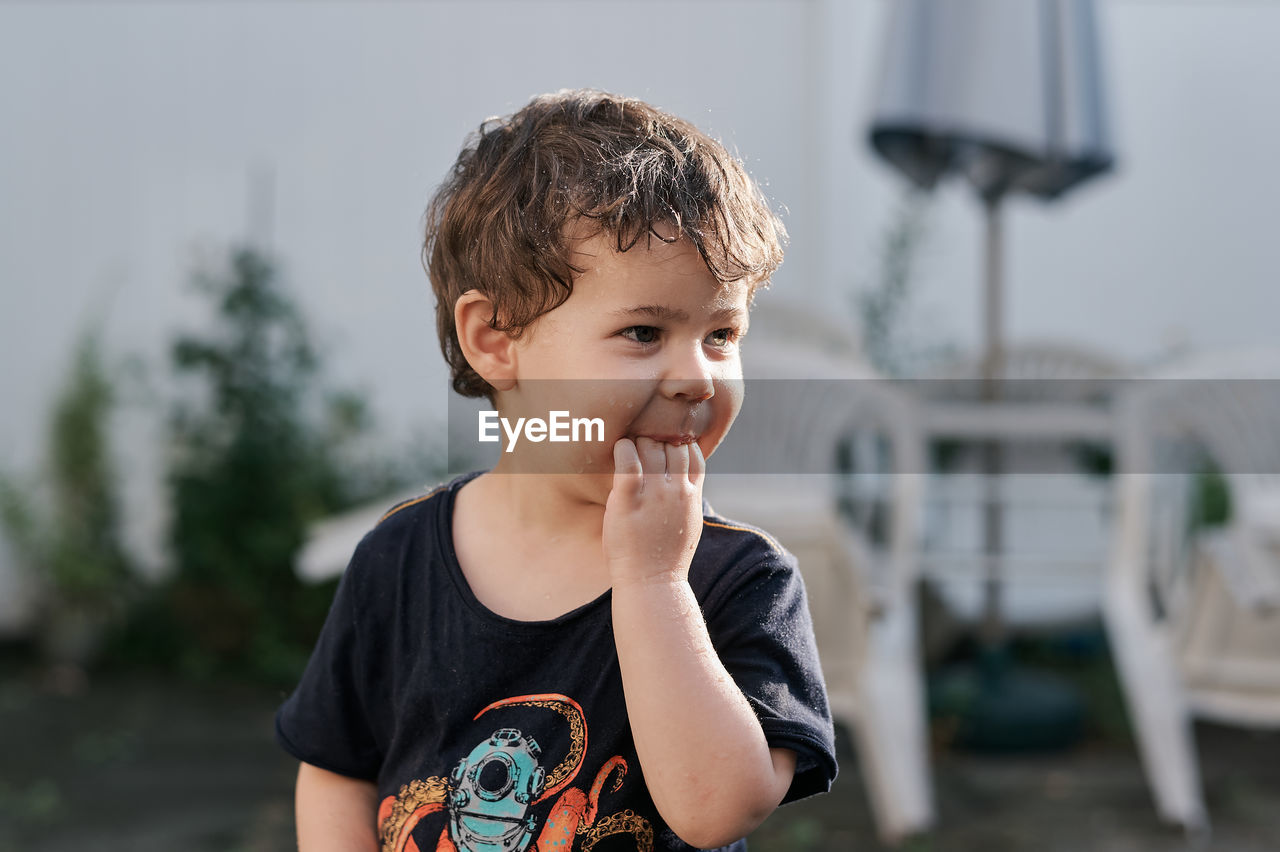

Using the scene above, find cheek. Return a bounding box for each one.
[549,382,655,464]
[587,380,658,428]
[717,377,745,423]
[700,380,745,457]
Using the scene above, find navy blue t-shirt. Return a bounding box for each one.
[276,472,836,851]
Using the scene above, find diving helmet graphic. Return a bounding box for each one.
[447,728,547,852]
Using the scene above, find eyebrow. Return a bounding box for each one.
[611,304,746,324]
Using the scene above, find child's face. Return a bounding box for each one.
[500,229,749,480]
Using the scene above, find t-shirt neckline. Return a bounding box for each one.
[435,470,614,633]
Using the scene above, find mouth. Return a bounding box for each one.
[627,403,706,447]
[630,433,700,445]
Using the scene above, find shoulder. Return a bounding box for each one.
[343,472,476,581]
[698,502,794,567]
[690,504,800,608]
[373,482,453,533]
[700,509,786,557]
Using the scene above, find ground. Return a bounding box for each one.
[1,665,1278,852]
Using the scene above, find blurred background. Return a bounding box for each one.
[2,1,1279,849]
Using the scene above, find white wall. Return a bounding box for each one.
[3,0,1279,629]
[0,0,854,628]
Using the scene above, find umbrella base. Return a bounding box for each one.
[930,649,1085,753]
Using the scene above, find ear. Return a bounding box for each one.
[454,290,518,392]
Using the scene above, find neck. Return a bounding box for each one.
[471,465,610,545]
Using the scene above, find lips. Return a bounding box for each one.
[630,433,699,445]
[626,403,706,446]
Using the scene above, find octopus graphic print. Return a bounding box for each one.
[378,694,654,852]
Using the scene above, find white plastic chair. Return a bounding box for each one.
[1106,348,1280,832]
[705,336,933,844]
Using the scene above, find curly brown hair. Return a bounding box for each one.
[424,88,787,399]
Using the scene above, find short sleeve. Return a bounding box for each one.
[275,549,384,780]
[702,547,838,804]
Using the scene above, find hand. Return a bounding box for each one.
[603,437,705,586]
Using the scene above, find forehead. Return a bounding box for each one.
[568,230,751,312]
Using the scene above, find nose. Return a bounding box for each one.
[658,344,715,402]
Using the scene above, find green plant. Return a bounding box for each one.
[857,191,941,378]
[0,328,134,664]
[1189,464,1232,530]
[162,246,397,680]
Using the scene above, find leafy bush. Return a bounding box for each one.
[157,246,399,681]
[0,327,134,665]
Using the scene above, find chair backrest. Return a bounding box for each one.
[711,337,926,563]
[1114,348,1280,615]
[1117,348,1280,472]
[717,337,924,470]
[921,340,1127,404]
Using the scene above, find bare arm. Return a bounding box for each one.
[605,438,796,848]
[611,577,797,847]
[295,762,380,852]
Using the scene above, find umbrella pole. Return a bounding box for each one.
[980,195,1005,651]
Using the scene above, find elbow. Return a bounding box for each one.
[668,815,770,850]
[657,749,797,848]
[673,828,746,850]
[661,787,782,849]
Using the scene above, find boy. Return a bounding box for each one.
[276,89,836,852]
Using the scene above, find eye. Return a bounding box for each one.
[621,326,660,344]
[706,328,739,348]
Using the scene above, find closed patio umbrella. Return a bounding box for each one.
[870,0,1114,386]
[867,0,1117,750]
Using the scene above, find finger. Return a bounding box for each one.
[665,441,690,480]
[612,438,643,497]
[635,437,667,476]
[689,439,705,487]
